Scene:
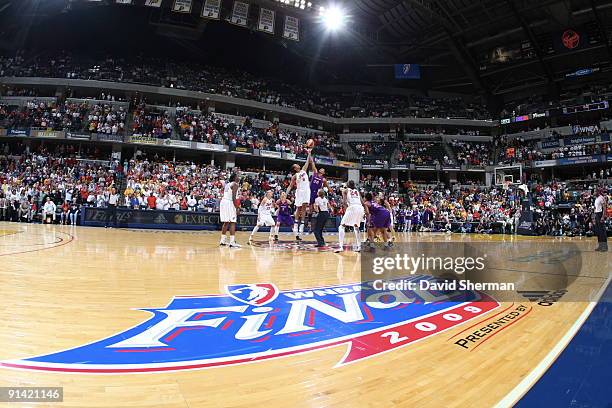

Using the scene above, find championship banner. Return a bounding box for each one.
[144,0,162,7]
[257,8,275,34]
[116,0,132,4]
[173,0,192,13]
[394,64,421,80]
[283,16,299,41]
[201,0,221,19]
[231,1,249,26]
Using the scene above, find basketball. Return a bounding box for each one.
[306,139,315,149]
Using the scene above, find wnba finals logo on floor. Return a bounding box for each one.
[1,279,498,373]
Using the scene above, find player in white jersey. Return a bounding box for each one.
[248,190,276,244]
[219,172,242,248]
[286,150,312,242]
[336,180,365,252]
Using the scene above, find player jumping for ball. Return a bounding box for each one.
[248,190,276,244]
[286,150,312,242]
[308,155,329,232]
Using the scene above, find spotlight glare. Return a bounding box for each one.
[321,6,346,31]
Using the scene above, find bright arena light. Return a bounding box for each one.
[320,5,346,31]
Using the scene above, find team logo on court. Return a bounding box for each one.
[1,278,499,373]
[227,284,279,306]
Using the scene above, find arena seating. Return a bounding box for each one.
[0,53,493,120]
[1,142,609,237]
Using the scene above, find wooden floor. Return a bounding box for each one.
[0,222,609,408]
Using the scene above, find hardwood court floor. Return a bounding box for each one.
[0,222,609,408]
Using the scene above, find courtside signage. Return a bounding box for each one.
[1,279,498,373]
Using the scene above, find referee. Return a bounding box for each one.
[594,188,608,252]
[313,190,330,248]
[106,187,119,228]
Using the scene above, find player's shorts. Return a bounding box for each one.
[277,214,294,226]
[389,212,395,228]
[309,191,318,205]
[295,189,311,207]
[257,213,275,227]
[371,211,392,229]
[220,199,237,223]
[341,205,365,227]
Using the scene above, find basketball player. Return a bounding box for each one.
[594,188,608,252]
[336,180,365,253]
[274,192,294,241]
[382,194,397,242]
[308,158,329,231]
[248,190,276,244]
[286,151,312,241]
[363,193,393,250]
[219,172,241,248]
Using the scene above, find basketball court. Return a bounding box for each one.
[0,222,609,407]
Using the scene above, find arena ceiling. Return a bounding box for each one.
[346,0,612,99]
[0,0,611,102]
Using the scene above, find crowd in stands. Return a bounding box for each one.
[395,141,447,166]
[0,52,492,120]
[450,140,493,166]
[0,101,88,131]
[86,103,126,135]
[0,141,119,224]
[1,141,609,237]
[131,103,173,138]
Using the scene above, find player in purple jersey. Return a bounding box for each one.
[307,158,329,233]
[309,159,329,205]
[274,192,294,241]
[363,192,393,250]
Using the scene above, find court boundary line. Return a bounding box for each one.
[494,273,612,408]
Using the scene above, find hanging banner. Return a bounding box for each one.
[283,16,299,41]
[258,8,275,34]
[231,1,249,26]
[173,0,192,13]
[201,0,221,19]
[116,0,132,4]
[394,64,421,79]
[144,0,162,7]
